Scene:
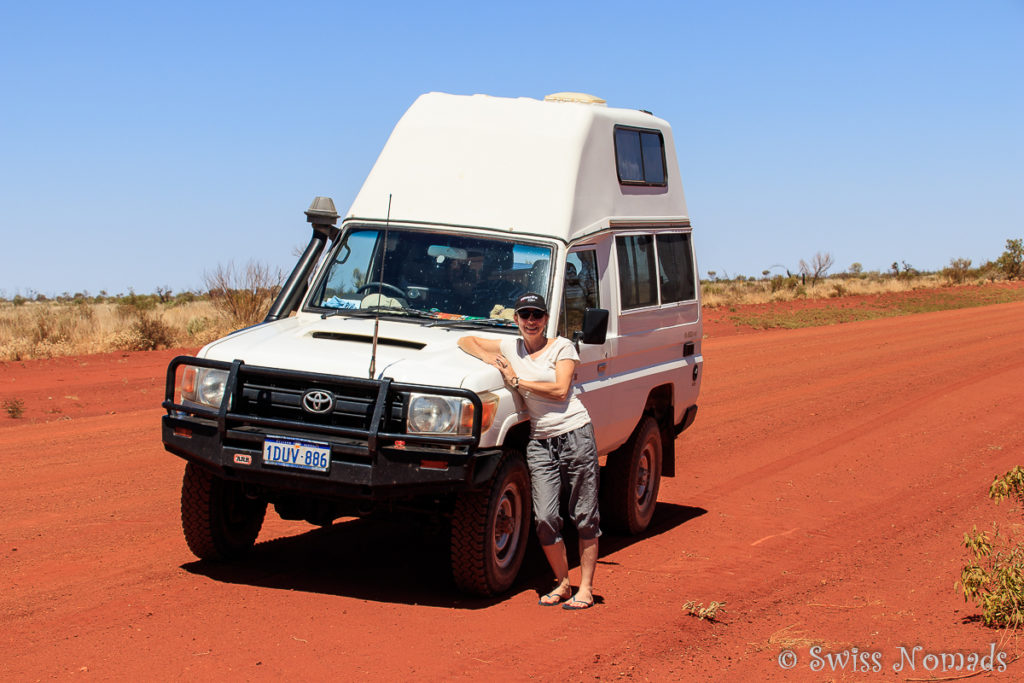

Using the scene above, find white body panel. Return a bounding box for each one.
[199,92,702,457]
[347,93,688,241]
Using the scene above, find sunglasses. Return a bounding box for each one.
[516,309,546,321]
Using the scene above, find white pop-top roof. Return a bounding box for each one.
[345,92,689,243]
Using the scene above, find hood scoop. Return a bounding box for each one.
[310,331,426,350]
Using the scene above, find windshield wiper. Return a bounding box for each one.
[425,317,517,329]
[321,305,436,320]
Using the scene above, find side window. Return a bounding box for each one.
[614,126,666,186]
[656,233,696,302]
[558,250,600,338]
[316,230,379,304]
[616,235,658,310]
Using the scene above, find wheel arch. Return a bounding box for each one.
[642,383,676,477]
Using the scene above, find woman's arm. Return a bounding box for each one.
[457,336,503,365]
[494,356,577,402]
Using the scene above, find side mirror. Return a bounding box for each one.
[572,308,609,347]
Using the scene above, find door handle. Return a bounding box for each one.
[597,362,607,375]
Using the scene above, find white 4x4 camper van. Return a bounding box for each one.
[162,92,702,595]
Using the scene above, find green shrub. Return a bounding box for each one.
[770,275,799,293]
[997,238,1023,280]
[186,316,211,337]
[116,290,158,317]
[958,466,1024,628]
[131,312,176,350]
[944,258,973,284]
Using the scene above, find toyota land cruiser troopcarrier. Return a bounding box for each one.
[162,92,702,595]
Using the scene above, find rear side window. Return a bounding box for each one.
[614,126,666,186]
[616,235,658,309]
[656,233,696,303]
[616,232,696,309]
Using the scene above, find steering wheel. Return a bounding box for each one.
[356,282,408,300]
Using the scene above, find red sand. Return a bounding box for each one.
[3,297,1024,680]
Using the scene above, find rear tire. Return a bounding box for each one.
[602,416,662,534]
[181,463,267,560]
[450,452,531,596]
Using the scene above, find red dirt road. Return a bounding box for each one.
[3,302,1024,680]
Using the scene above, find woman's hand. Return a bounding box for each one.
[492,354,517,384]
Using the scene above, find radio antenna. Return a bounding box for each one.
[368,194,392,379]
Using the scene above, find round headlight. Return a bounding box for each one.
[197,369,228,408]
[408,395,456,433]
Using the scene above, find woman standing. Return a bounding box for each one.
[457,293,600,610]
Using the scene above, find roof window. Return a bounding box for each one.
[614,126,666,186]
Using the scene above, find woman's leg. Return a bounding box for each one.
[574,537,599,604]
[565,424,601,607]
[527,438,571,604]
[539,541,572,604]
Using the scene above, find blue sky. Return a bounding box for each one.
[1,1,1021,296]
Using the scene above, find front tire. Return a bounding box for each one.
[450,453,531,596]
[602,416,662,534]
[181,463,267,560]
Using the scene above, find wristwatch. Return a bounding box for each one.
[511,376,520,388]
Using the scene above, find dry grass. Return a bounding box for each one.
[702,272,965,308]
[0,271,1014,361]
[0,300,235,361]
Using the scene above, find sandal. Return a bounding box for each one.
[538,591,567,606]
[561,596,594,611]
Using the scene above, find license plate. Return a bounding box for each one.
[262,436,331,473]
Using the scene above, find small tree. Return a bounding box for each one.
[944,258,972,284]
[204,260,284,328]
[798,252,834,285]
[997,238,1023,280]
[848,262,863,276]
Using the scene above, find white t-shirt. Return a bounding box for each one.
[499,336,591,439]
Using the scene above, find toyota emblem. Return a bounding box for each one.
[302,389,334,415]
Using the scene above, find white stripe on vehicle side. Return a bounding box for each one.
[575,355,703,394]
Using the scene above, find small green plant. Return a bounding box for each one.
[958,466,1024,628]
[185,316,211,337]
[989,465,1024,506]
[682,599,727,622]
[3,397,26,419]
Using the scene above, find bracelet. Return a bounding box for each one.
[511,376,519,388]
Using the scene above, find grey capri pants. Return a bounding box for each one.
[525,422,601,546]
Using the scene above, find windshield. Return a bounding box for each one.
[309,227,553,321]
